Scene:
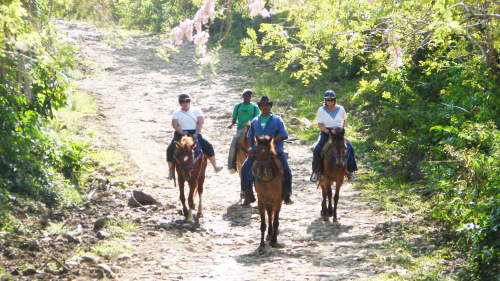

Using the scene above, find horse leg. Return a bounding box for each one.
[178,180,189,218]
[186,181,196,222]
[258,203,267,254]
[266,205,273,241]
[320,185,328,217]
[270,203,281,247]
[327,183,334,217]
[197,173,206,218]
[333,176,343,221]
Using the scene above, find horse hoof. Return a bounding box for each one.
[322,216,329,222]
[197,212,203,218]
[270,242,284,248]
[257,246,266,255]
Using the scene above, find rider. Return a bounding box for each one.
[227,89,260,174]
[240,96,294,205]
[166,93,223,179]
[310,90,358,182]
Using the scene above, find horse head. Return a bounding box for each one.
[327,127,348,169]
[238,122,251,152]
[174,136,200,180]
[253,135,282,181]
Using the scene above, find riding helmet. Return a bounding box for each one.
[178,93,191,103]
[324,90,336,101]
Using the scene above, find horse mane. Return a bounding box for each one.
[256,135,284,178]
[239,122,250,150]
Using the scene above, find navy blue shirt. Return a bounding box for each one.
[247,113,288,153]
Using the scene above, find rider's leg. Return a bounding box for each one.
[277,153,293,205]
[311,132,329,181]
[228,128,244,172]
[198,134,223,173]
[166,135,181,179]
[240,156,256,205]
[345,138,358,180]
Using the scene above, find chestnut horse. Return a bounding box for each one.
[252,135,284,254]
[173,136,208,222]
[237,123,251,203]
[319,127,348,221]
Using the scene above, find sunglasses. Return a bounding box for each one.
[325,99,335,102]
[180,100,191,104]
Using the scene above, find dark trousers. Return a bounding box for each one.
[312,131,358,172]
[240,152,292,196]
[166,131,215,162]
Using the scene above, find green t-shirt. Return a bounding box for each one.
[232,103,260,129]
[260,115,271,130]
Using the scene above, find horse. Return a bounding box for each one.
[236,122,251,175]
[237,123,251,203]
[173,135,208,222]
[252,135,284,254]
[318,127,348,221]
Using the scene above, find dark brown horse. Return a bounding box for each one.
[252,135,284,254]
[319,127,348,220]
[173,136,208,222]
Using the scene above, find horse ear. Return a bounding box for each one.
[175,140,182,150]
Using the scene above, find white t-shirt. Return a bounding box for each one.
[316,105,347,128]
[172,107,203,130]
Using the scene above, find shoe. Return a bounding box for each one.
[241,192,256,206]
[214,166,223,173]
[310,172,320,183]
[228,168,237,174]
[283,194,294,205]
[166,170,174,180]
[347,172,356,181]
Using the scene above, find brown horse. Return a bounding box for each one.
[252,135,284,254]
[237,123,251,203]
[236,122,251,175]
[319,127,348,221]
[173,135,208,222]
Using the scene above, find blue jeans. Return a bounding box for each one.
[241,152,292,196]
[312,131,357,172]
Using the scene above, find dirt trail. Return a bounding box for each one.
[58,20,393,281]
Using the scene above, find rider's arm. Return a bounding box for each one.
[318,123,330,134]
[195,116,204,135]
[274,135,286,143]
[172,119,187,135]
[227,117,237,129]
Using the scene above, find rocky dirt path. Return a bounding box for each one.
[57,20,397,281]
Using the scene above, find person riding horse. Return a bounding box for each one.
[240,96,294,205]
[227,89,260,174]
[311,90,358,182]
[166,93,223,179]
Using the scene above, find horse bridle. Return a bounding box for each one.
[253,144,275,182]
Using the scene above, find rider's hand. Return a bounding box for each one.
[248,147,255,157]
[227,123,233,129]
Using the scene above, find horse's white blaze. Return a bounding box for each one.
[183,155,188,161]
